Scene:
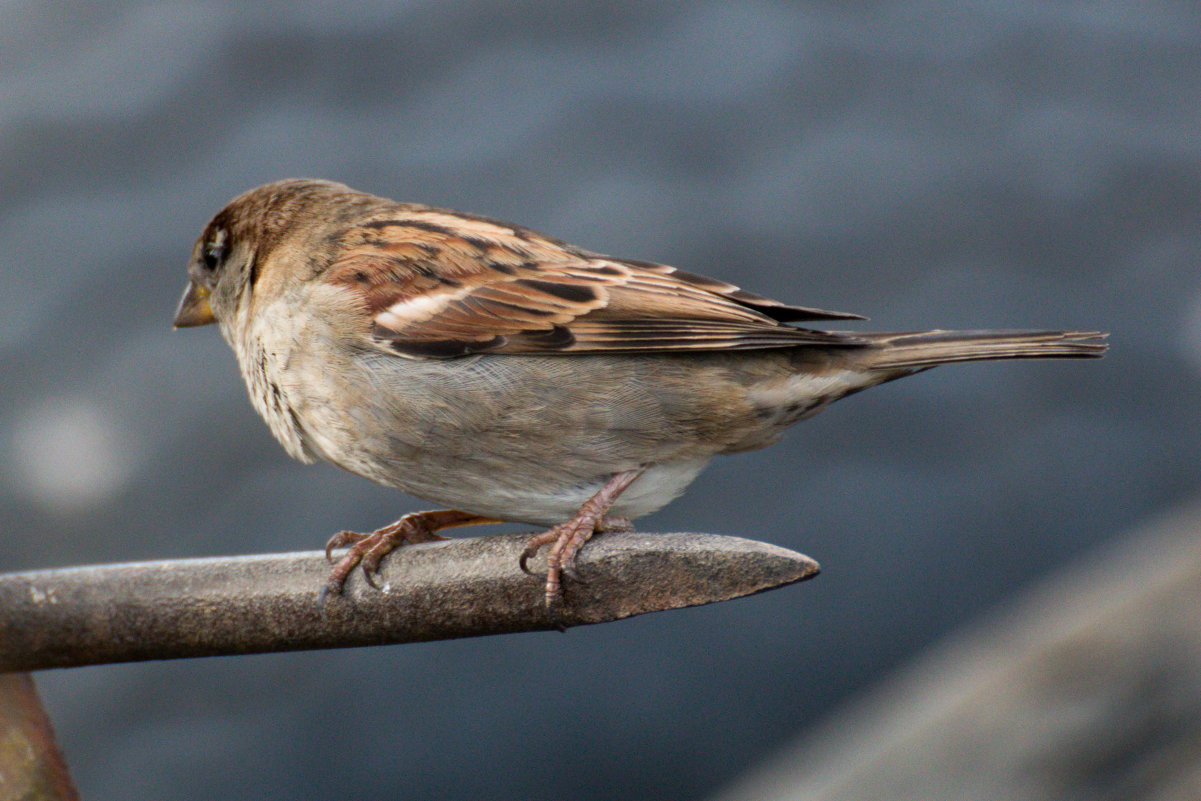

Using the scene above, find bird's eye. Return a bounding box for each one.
[201,230,229,272]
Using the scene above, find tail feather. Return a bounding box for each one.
[851,329,1108,370]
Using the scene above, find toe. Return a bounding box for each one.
[324,530,365,562]
[323,552,361,596]
[519,529,560,576]
[360,563,384,590]
[544,575,563,609]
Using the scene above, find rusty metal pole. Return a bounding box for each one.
[0,532,818,672]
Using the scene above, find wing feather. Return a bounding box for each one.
[322,207,865,359]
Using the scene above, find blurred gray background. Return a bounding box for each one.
[1,1,1197,799]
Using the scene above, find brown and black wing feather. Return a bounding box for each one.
[321,203,1106,365]
[323,205,866,359]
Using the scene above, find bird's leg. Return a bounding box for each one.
[519,468,645,607]
[324,509,499,595]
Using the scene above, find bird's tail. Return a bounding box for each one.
[851,329,1108,370]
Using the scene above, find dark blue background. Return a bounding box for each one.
[2,2,1197,798]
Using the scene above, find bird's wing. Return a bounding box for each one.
[322,207,866,359]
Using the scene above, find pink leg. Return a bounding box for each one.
[324,509,499,596]
[519,468,645,607]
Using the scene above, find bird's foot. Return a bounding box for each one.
[518,469,645,609]
[519,515,601,607]
[323,509,497,597]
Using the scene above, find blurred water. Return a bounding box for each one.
[3,1,1199,799]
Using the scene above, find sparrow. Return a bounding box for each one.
[174,178,1107,607]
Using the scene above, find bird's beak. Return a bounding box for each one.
[173,281,216,328]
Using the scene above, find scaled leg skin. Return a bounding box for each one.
[324,509,498,595]
[519,468,645,608]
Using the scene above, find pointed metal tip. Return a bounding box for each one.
[0,532,821,670]
[557,532,819,625]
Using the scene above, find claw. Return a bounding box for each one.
[545,602,568,632]
[361,564,383,591]
[360,539,397,590]
[519,530,559,576]
[324,530,364,562]
[360,541,391,576]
